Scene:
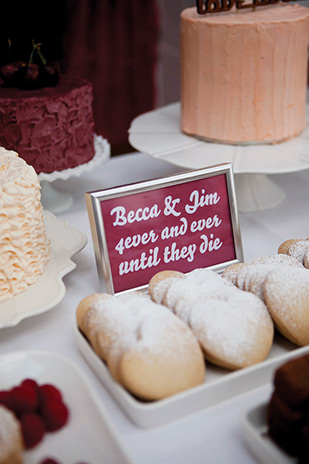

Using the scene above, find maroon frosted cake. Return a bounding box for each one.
[0,75,95,174]
[267,354,309,462]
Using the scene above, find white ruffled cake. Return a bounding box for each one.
[0,147,50,302]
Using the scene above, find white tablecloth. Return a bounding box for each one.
[1,152,308,464]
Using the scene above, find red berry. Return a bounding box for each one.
[40,62,59,87]
[0,60,26,86]
[0,390,12,409]
[41,399,69,432]
[21,378,40,404]
[21,63,40,89]
[20,412,45,448]
[39,384,63,407]
[9,385,39,414]
[21,378,39,392]
[39,459,61,464]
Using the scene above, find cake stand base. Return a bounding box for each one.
[234,174,285,213]
[39,135,110,214]
[128,102,309,213]
[40,181,73,214]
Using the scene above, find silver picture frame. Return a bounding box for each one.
[85,163,243,294]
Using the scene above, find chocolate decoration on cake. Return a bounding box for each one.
[196,0,302,15]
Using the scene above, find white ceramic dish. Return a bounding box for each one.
[128,103,309,175]
[0,211,87,329]
[242,402,297,464]
[74,325,309,429]
[128,103,309,212]
[0,350,133,464]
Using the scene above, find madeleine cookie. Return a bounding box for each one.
[150,269,233,324]
[278,238,309,267]
[189,290,274,370]
[148,270,183,305]
[76,291,205,400]
[221,262,247,286]
[264,267,309,346]
[278,239,302,255]
[222,255,303,301]
[76,293,110,333]
[149,269,274,370]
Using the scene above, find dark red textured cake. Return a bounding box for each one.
[267,354,309,462]
[0,75,95,174]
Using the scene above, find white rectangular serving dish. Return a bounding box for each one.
[242,402,297,464]
[74,325,309,429]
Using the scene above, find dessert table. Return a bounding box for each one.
[1,151,308,464]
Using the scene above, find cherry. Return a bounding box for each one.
[0,60,26,86]
[0,42,61,89]
[22,63,40,89]
[40,61,59,87]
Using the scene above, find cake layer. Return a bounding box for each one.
[180,4,309,144]
[0,76,95,173]
[0,148,50,301]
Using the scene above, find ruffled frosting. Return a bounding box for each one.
[0,148,50,301]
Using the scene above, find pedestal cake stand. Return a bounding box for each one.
[38,135,110,214]
[128,103,309,213]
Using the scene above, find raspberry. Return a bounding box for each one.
[0,390,12,409]
[39,459,61,464]
[41,399,69,432]
[20,412,45,448]
[39,384,63,407]
[21,378,39,394]
[9,385,39,414]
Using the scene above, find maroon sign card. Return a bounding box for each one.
[86,164,243,294]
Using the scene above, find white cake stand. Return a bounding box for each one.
[128,103,309,213]
[38,135,110,214]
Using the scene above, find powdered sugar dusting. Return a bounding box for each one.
[189,297,265,365]
[263,266,309,346]
[287,240,309,263]
[222,254,304,301]
[222,262,246,285]
[265,266,309,313]
[152,276,179,304]
[188,285,272,364]
[150,268,273,368]
[252,254,304,267]
[86,291,198,364]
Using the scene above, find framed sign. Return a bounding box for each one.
[86,163,243,294]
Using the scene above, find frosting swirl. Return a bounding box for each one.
[0,148,50,301]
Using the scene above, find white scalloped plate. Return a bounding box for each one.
[0,211,87,328]
[38,135,111,182]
